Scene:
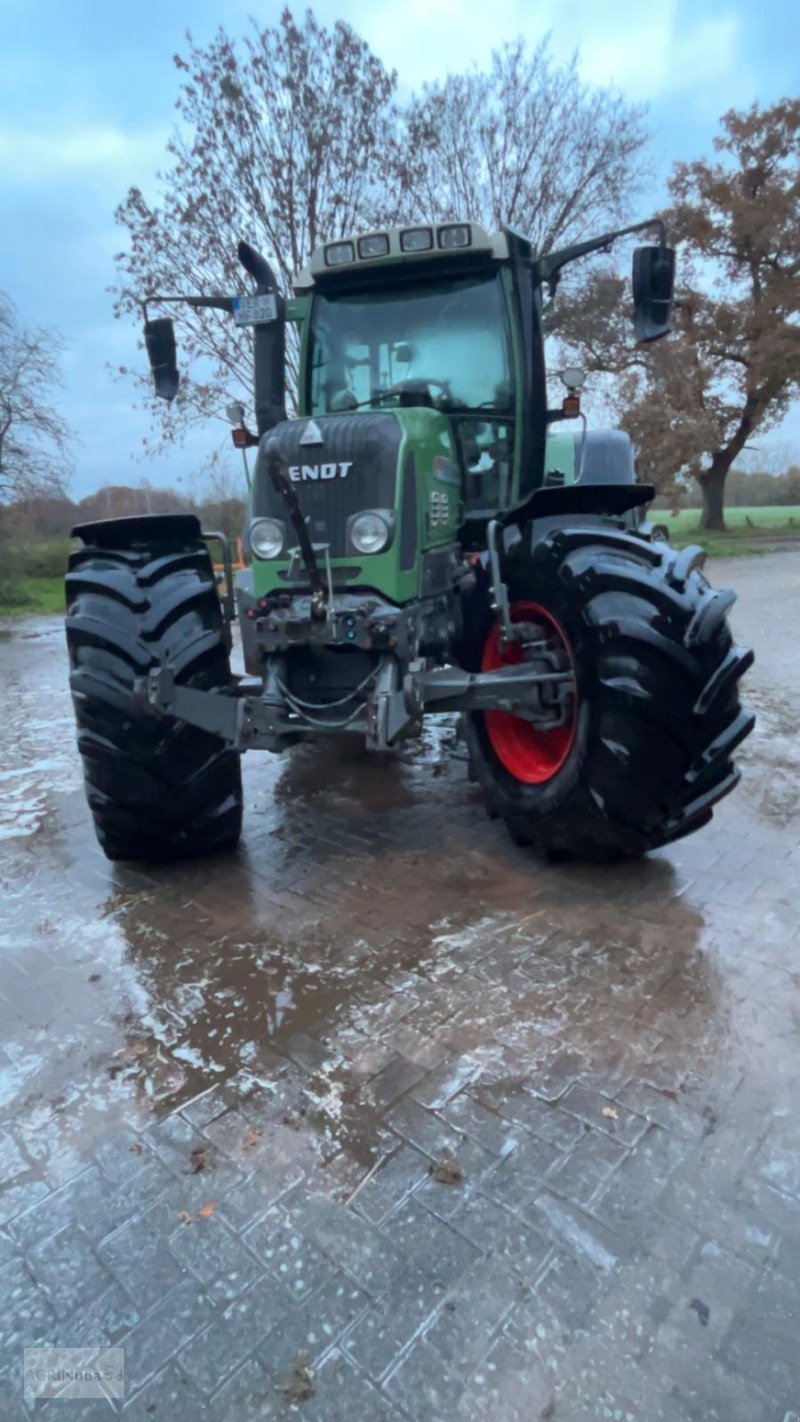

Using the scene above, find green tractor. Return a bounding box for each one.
[65,218,754,862]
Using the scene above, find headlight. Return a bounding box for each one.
[325,241,355,267]
[349,511,391,555]
[401,227,433,253]
[438,223,471,250]
[250,517,285,559]
[357,233,390,259]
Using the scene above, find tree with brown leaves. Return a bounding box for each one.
[555,100,800,530]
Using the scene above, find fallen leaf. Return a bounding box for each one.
[428,1154,465,1185]
[177,1200,217,1225]
[276,1351,315,1404]
[243,1129,262,1151]
[128,1142,144,1156]
[601,1106,619,1120]
[110,1040,149,1066]
[689,1297,710,1326]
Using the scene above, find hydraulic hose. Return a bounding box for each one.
[263,437,327,612]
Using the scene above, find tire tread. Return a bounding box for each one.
[464,527,753,860]
[65,534,242,862]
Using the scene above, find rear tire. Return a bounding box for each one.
[65,528,243,863]
[463,526,754,861]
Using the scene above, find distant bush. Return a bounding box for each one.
[6,538,74,579]
[0,576,33,608]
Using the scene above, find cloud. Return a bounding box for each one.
[340,0,745,105]
[0,123,168,183]
[576,9,744,102]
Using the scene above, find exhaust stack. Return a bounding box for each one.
[238,240,287,436]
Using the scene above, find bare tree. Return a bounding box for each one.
[0,293,73,502]
[554,100,800,529]
[114,8,401,450]
[402,38,648,250]
[198,464,247,539]
[113,14,649,456]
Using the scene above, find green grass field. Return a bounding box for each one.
[0,577,65,616]
[652,505,800,555]
[0,537,72,616]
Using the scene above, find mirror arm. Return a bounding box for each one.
[140,294,235,321]
[536,218,668,286]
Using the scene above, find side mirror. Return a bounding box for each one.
[632,245,675,343]
[144,317,179,402]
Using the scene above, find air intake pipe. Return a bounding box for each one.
[237,240,287,436]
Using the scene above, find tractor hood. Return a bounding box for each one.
[252,412,401,557]
[248,408,461,604]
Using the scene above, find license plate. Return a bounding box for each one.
[232,293,278,326]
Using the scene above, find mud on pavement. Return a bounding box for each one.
[0,552,799,1420]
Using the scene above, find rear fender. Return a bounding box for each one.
[72,514,203,548]
[70,514,235,636]
[503,482,655,528]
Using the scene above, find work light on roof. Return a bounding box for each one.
[357,233,390,259]
[400,227,434,253]
[325,241,355,267]
[438,224,471,250]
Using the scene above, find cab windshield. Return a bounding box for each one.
[309,272,513,413]
[308,272,516,511]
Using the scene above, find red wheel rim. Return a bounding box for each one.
[482,601,577,784]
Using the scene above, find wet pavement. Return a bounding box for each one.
[0,551,798,1420]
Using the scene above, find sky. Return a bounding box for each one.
[1,0,798,499]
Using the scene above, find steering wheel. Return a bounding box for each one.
[375,378,454,405]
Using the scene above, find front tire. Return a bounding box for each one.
[463,527,754,860]
[65,527,243,863]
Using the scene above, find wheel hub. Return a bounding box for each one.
[482,601,577,784]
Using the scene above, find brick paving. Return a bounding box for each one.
[0,553,798,1419]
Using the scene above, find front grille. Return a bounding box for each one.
[253,413,401,557]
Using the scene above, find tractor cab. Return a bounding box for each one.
[298,230,520,530]
[289,224,539,550]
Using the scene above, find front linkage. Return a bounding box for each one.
[141,547,575,755]
[142,637,573,753]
